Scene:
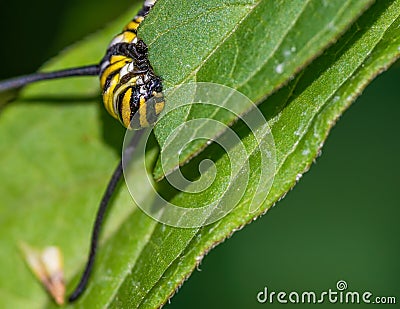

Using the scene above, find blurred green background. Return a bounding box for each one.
[0,1,399,308]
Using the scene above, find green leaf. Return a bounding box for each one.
[147,0,375,179]
[0,1,399,309]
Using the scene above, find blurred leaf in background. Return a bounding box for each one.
[0,0,133,80]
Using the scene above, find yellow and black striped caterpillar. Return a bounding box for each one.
[100,0,164,128]
[0,0,162,303]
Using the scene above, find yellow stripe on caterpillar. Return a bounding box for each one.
[110,55,126,64]
[103,74,121,118]
[122,31,137,43]
[123,20,141,32]
[121,88,133,128]
[139,96,149,128]
[100,60,129,89]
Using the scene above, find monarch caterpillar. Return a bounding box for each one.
[0,0,163,303]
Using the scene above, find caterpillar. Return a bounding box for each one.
[0,0,163,303]
[100,0,164,129]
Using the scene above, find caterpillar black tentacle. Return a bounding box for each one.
[67,130,145,303]
[0,0,162,303]
[0,65,100,92]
